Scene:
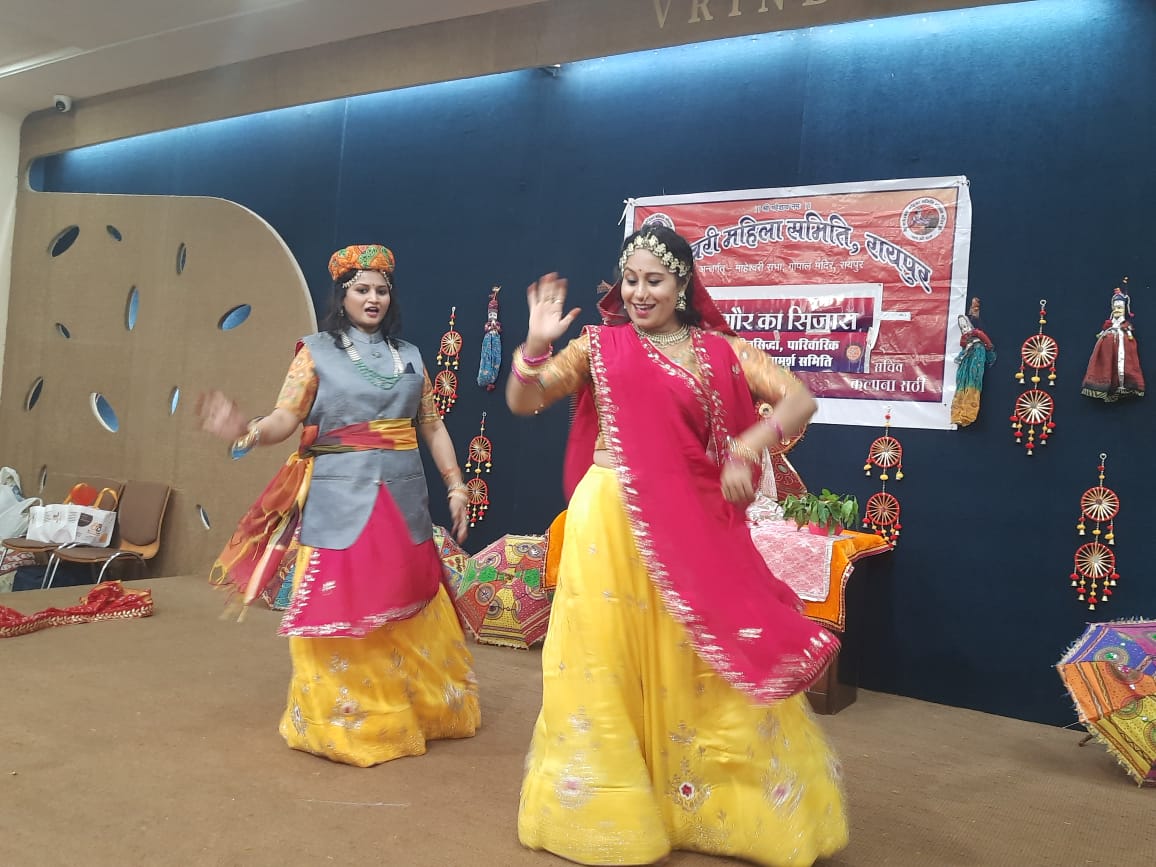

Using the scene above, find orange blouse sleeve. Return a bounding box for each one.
[724,335,803,405]
[535,332,592,409]
[418,367,441,424]
[274,344,318,422]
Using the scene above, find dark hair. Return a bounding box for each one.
[618,225,703,328]
[322,269,403,346]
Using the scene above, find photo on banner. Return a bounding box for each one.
[624,177,972,429]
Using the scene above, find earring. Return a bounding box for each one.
[675,292,687,311]
[338,307,346,318]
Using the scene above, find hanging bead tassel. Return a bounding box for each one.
[476,286,503,391]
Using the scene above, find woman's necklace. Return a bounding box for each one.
[339,332,405,390]
[632,322,690,346]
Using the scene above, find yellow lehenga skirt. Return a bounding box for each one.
[518,466,848,866]
[279,544,480,767]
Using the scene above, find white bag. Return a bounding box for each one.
[27,504,117,548]
[0,466,39,539]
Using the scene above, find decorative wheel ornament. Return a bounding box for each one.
[466,478,490,526]
[864,492,901,545]
[433,370,459,417]
[865,436,903,480]
[1020,334,1058,375]
[1011,300,1058,454]
[465,412,493,527]
[466,411,493,474]
[861,408,904,547]
[434,306,461,417]
[1070,453,1121,610]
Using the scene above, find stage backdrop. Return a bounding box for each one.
[626,176,972,429]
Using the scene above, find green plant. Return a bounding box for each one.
[780,489,860,535]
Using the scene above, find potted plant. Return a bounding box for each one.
[781,489,859,537]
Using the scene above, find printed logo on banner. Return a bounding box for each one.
[900,197,948,243]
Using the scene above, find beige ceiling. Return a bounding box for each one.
[0,0,545,115]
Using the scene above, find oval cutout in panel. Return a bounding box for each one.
[49,225,80,257]
[125,286,139,331]
[218,304,252,331]
[25,377,44,411]
[176,243,187,274]
[90,393,120,432]
[38,465,48,494]
[197,505,211,530]
[55,322,71,339]
[169,386,180,416]
[106,225,123,241]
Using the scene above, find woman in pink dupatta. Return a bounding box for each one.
[507,226,847,866]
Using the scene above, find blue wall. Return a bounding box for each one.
[32,0,1156,726]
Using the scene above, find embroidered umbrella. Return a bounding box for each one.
[1056,619,1156,786]
[449,533,554,649]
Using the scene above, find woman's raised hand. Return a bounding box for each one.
[526,273,581,353]
[196,390,250,441]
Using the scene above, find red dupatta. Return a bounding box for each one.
[564,276,838,702]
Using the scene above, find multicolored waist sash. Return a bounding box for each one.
[210,418,418,607]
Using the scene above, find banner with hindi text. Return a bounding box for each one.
[624,177,972,429]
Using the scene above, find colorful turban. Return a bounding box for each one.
[327,244,396,280]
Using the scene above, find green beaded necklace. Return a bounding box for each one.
[339,332,406,390]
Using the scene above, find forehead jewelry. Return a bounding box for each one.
[619,234,691,278]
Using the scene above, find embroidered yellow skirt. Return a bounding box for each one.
[518,466,848,865]
[279,579,480,767]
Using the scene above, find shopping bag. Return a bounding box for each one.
[27,504,116,547]
[0,467,39,539]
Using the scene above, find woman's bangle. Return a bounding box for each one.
[760,414,785,444]
[519,343,553,365]
[726,436,760,466]
[229,417,264,460]
[446,481,467,499]
[512,345,552,386]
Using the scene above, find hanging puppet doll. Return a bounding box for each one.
[950,297,997,427]
[1081,278,1145,402]
[477,286,502,391]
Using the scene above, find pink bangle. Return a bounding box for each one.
[762,415,785,443]
[510,363,535,385]
[520,344,553,365]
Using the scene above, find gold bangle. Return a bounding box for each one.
[726,436,760,466]
[512,352,546,384]
[229,418,263,459]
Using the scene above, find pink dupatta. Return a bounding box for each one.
[564,279,838,702]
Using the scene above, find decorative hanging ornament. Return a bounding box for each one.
[1080,276,1146,402]
[1070,453,1120,611]
[862,407,903,547]
[950,297,997,427]
[1010,299,1058,455]
[464,411,493,527]
[476,286,503,391]
[434,306,461,417]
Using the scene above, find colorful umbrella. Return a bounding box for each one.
[449,533,554,649]
[1057,619,1156,786]
[432,524,469,591]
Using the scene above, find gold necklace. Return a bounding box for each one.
[632,322,690,346]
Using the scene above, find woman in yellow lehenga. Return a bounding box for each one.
[506,226,848,865]
[199,244,479,767]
